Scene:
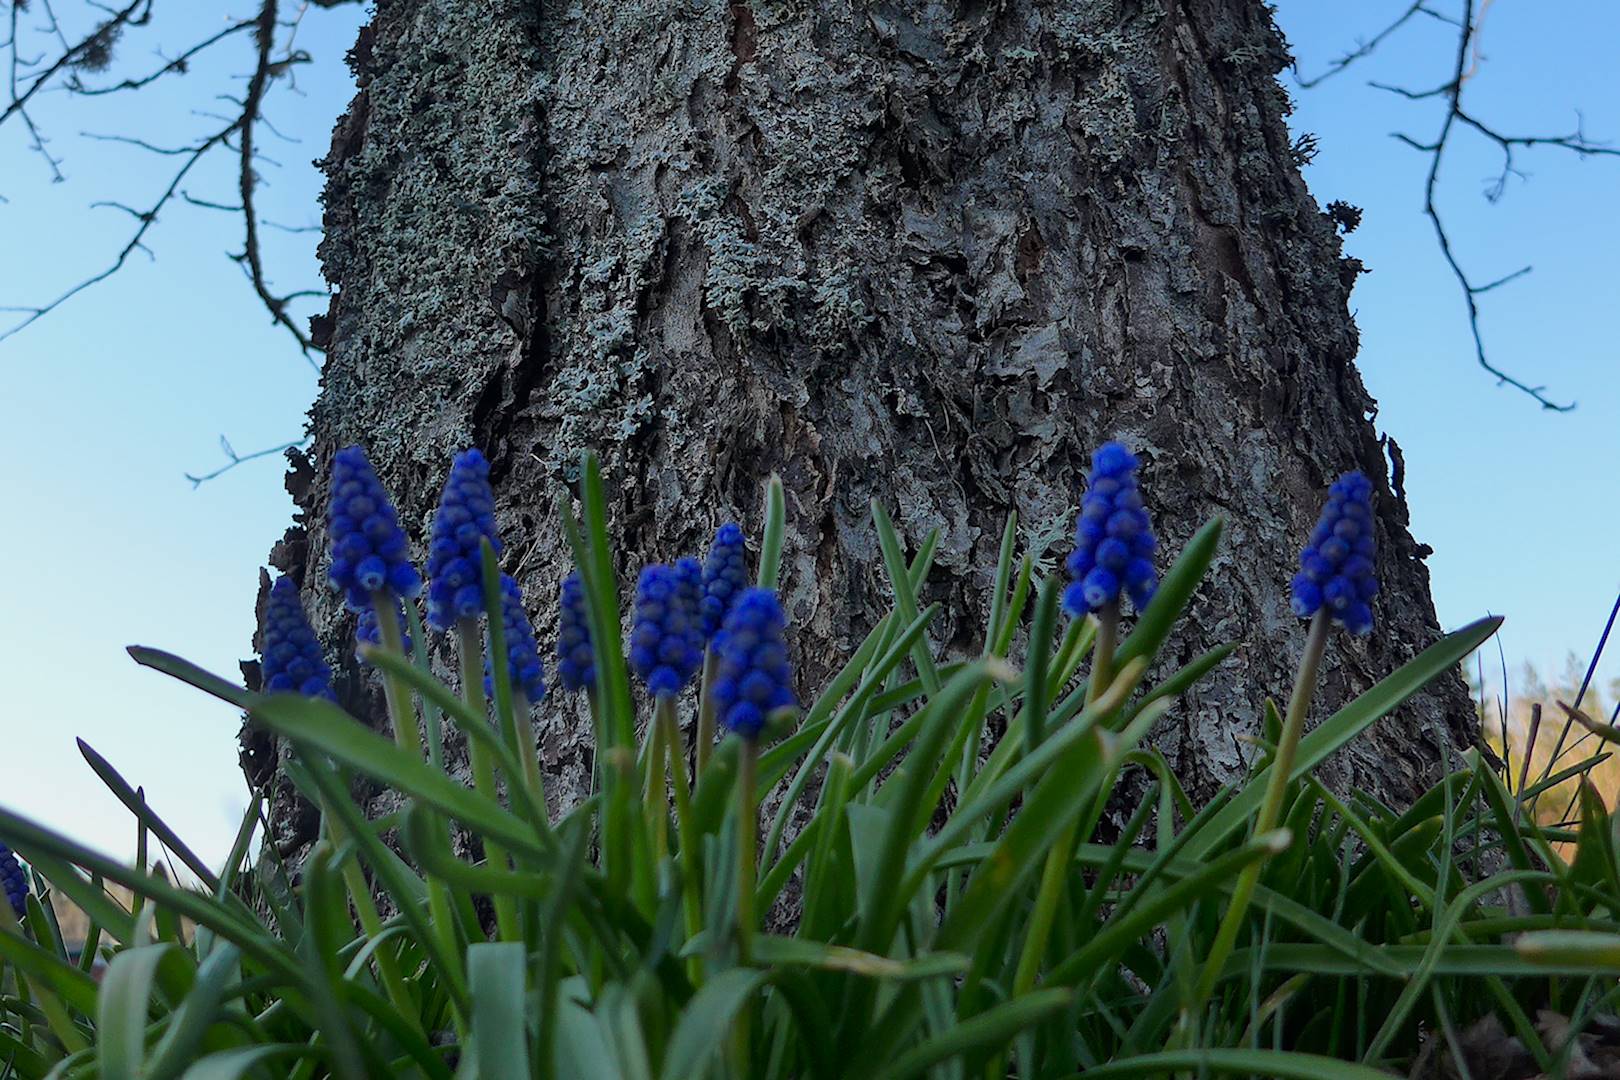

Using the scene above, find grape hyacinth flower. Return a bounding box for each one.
[355,602,412,662]
[1200,469,1377,1005]
[711,588,796,740]
[486,574,546,701]
[0,842,27,918]
[673,556,707,666]
[426,449,502,631]
[328,447,422,613]
[700,523,749,641]
[630,564,705,697]
[557,572,596,693]
[1290,471,1378,636]
[1063,441,1157,617]
[260,576,336,700]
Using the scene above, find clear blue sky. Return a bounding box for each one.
[0,2,1614,867]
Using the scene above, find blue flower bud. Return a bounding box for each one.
[1063,441,1158,616]
[426,450,502,630]
[0,842,27,917]
[328,447,421,613]
[484,574,546,701]
[630,564,704,697]
[556,571,596,693]
[711,588,796,740]
[356,600,413,662]
[1290,471,1379,636]
[260,576,336,701]
[701,523,749,641]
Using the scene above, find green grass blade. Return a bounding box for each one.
[248,693,546,860]
[871,500,940,695]
[757,473,786,590]
[659,969,768,1080]
[1113,518,1223,667]
[1182,616,1503,862]
[466,943,530,1079]
[77,738,219,892]
[1077,1048,1396,1079]
[98,943,181,1080]
[875,988,1070,1080]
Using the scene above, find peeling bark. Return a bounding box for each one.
[252,0,1473,858]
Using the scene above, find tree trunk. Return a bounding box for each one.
[248,0,1473,856]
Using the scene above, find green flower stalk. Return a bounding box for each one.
[1194,474,1375,1010]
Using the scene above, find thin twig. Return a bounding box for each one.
[184,434,308,487]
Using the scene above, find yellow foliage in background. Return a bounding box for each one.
[1477,655,1620,852]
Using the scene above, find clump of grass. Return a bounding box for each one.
[0,445,1612,1079]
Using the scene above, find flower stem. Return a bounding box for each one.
[736,737,758,964]
[1193,609,1331,1009]
[321,795,422,1032]
[658,697,705,985]
[458,619,521,943]
[1013,603,1118,997]
[646,700,669,862]
[732,736,759,1072]
[370,592,463,1033]
[514,691,549,826]
[369,592,420,759]
[696,652,718,775]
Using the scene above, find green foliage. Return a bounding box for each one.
[2,451,1604,1077]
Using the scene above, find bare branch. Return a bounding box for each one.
[0,119,239,344]
[1307,1,1617,410]
[1293,2,1431,89]
[185,433,308,488]
[236,0,318,358]
[2,0,328,361]
[2,0,149,130]
[67,17,255,95]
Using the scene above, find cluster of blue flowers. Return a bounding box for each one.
[711,588,796,740]
[261,576,336,700]
[674,556,708,667]
[1291,471,1379,636]
[328,447,421,612]
[355,601,412,662]
[0,842,27,918]
[1064,441,1158,616]
[701,523,749,640]
[629,564,706,697]
[426,450,502,631]
[488,574,546,701]
[556,572,596,693]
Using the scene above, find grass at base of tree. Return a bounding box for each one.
[2,452,1617,1079]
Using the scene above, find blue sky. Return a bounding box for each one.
[0,2,1614,867]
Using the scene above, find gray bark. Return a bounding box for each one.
[248,0,1473,856]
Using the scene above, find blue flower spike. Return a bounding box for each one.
[1291,471,1379,636]
[557,572,596,693]
[426,449,502,631]
[701,523,749,641]
[1,842,28,918]
[327,446,422,613]
[261,576,336,701]
[673,556,707,665]
[711,588,796,740]
[630,564,705,697]
[355,601,412,663]
[1063,441,1158,617]
[486,574,546,701]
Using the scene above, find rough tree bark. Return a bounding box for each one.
[246,0,1474,856]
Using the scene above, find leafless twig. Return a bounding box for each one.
[1,1,338,360]
[1300,1,1615,410]
[185,432,308,487]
